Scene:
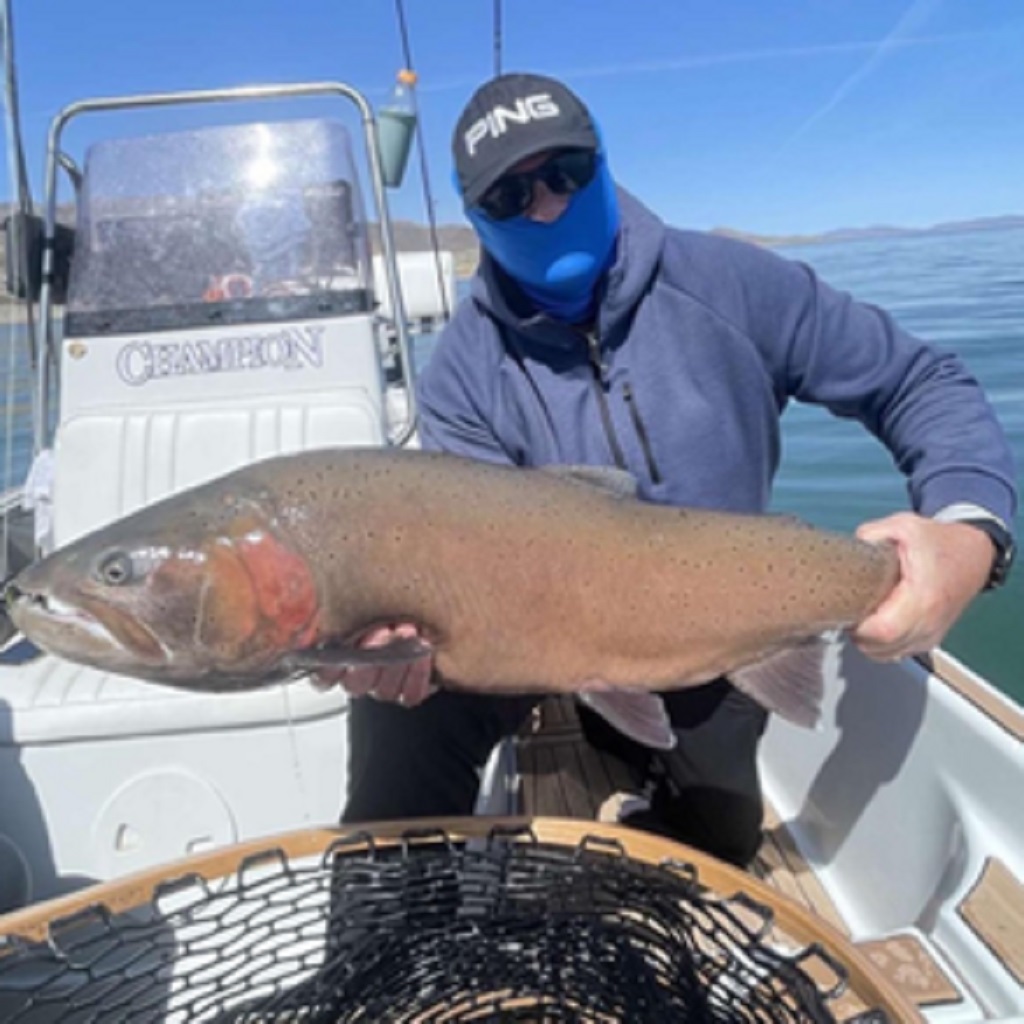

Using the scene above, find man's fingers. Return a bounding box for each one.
[368,663,410,703]
[398,656,439,707]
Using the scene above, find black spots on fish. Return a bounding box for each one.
[396,572,425,596]
[329,488,350,504]
[301,468,332,500]
[802,571,830,614]
[623,577,660,620]
[774,592,801,617]
[475,517,502,537]
[353,525,406,548]
[288,477,314,503]
[642,529,670,554]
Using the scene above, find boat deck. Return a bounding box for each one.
[515,696,965,1018]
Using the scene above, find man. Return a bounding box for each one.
[336,73,1016,867]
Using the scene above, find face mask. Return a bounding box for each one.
[466,152,619,322]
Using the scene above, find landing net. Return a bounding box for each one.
[0,824,889,1022]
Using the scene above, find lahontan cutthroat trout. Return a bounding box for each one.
[6,448,899,748]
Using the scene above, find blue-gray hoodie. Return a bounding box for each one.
[417,189,1017,524]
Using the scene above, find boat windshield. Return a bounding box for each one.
[65,119,374,333]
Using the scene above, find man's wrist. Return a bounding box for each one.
[933,505,1015,590]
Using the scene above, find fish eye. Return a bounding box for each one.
[96,552,134,587]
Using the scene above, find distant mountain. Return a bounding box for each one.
[710,214,1024,250]
[378,213,1024,272]
[367,220,478,277]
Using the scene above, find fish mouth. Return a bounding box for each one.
[6,582,170,670]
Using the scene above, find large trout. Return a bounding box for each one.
[6,448,898,748]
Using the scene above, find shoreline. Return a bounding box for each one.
[0,303,29,326]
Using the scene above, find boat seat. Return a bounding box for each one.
[0,644,346,744]
[52,388,383,546]
[0,645,350,907]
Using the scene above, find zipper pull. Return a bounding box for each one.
[585,332,610,387]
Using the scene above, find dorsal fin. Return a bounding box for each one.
[541,464,638,499]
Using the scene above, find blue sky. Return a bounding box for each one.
[3,0,1023,235]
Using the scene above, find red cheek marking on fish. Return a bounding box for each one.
[234,530,320,648]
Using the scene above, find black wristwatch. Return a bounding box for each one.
[958,517,1016,590]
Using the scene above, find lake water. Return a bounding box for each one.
[2,226,1022,703]
[773,228,1024,704]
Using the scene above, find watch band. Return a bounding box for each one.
[956,517,1016,590]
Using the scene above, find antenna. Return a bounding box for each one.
[392,0,451,322]
[493,0,503,77]
[0,0,39,372]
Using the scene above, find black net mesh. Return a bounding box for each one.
[0,825,888,1023]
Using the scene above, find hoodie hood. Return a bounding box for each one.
[470,187,666,348]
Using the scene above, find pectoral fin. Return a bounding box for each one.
[288,636,432,672]
[728,637,832,728]
[576,691,676,750]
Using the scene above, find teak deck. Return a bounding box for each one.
[515,696,967,1016]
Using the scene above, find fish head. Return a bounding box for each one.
[6,488,321,687]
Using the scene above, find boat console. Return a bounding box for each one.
[0,85,452,910]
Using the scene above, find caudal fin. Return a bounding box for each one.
[728,637,831,727]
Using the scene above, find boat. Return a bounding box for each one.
[0,12,1020,1023]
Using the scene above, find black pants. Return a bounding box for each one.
[341,679,767,868]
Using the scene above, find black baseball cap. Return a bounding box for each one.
[453,73,598,207]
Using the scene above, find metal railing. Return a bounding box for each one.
[35,81,419,451]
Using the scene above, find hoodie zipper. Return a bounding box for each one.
[583,331,663,484]
[622,381,663,484]
[584,331,628,470]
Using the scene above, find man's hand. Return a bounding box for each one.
[851,513,994,661]
[311,623,437,707]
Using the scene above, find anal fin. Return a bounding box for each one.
[728,637,831,728]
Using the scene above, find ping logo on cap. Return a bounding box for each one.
[463,93,561,157]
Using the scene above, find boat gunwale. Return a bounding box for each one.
[916,649,1024,740]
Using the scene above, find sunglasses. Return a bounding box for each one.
[477,149,598,221]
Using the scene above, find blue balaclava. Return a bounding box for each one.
[453,72,620,322]
[465,151,619,322]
